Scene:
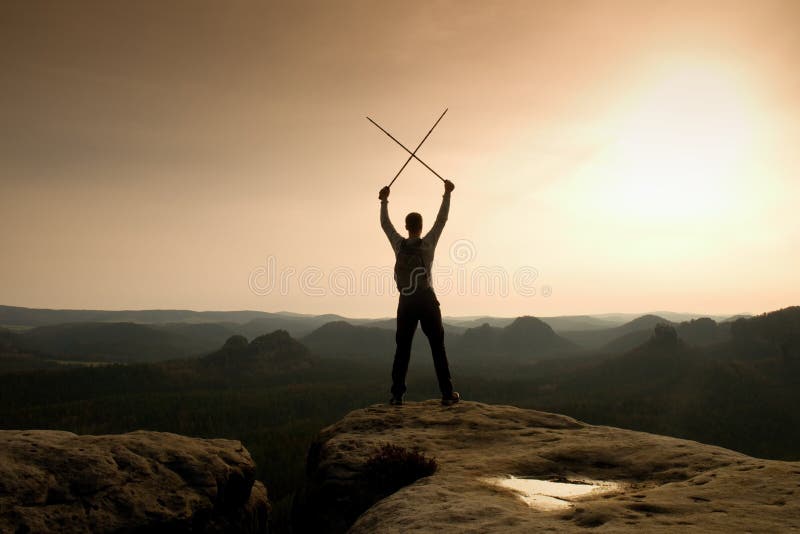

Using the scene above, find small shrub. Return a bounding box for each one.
[363,444,438,498]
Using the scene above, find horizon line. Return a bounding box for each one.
[0,302,763,321]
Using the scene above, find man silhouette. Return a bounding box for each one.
[378,180,460,406]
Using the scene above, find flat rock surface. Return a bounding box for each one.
[0,430,268,533]
[305,401,800,533]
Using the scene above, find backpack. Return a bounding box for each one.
[394,239,429,294]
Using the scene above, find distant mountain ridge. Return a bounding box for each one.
[559,314,672,350]
[1,304,747,331]
[0,305,278,326]
[15,322,209,363]
[0,304,765,368]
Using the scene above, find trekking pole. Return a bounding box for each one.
[366,114,447,184]
[381,108,447,187]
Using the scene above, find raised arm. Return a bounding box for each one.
[424,179,454,247]
[378,186,403,252]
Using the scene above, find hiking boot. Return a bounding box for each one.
[389,396,404,406]
[441,391,461,406]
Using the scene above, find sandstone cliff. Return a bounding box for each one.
[0,430,268,533]
[297,401,800,533]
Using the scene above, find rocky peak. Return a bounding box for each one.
[0,430,269,533]
[294,401,800,533]
[205,330,314,371]
[651,323,679,348]
[505,315,553,331]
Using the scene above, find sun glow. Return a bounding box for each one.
[590,61,759,223]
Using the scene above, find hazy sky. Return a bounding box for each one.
[2,0,799,318]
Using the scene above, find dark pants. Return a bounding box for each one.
[391,287,454,398]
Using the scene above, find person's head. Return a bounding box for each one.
[405,212,423,237]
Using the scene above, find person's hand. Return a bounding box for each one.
[444,179,455,193]
[378,186,390,201]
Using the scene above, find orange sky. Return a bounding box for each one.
[1,0,798,318]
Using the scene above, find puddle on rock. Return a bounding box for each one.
[484,476,621,510]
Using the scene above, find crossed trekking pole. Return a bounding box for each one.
[367,108,449,187]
